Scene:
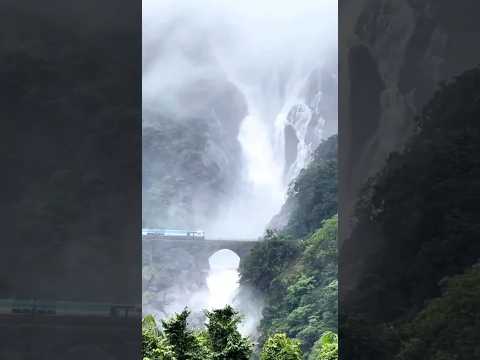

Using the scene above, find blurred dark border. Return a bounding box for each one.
[339,1,480,359]
[0,1,141,358]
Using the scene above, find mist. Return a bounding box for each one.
[142,0,337,238]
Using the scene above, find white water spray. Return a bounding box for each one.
[206,250,240,309]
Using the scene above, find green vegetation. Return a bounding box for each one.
[341,67,480,359]
[395,268,480,360]
[240,230,301,292]
[260,333,303,360]
[241,216,338,358]
[142,315,176,360]
[240,136,338,359]
[309,332,338,360]
[205,306,253,360]
[142,306,253,360]
[283,135,337,238]
[162,309,208,360]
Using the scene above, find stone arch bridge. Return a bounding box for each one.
[142,237,259,317]
[143,237,258,274]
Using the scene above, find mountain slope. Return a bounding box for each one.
[241,136,338,358]
[340,67,480,359]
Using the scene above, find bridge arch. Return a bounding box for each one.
[143,238,259,317]
[207,249,241,308]
[208,249,240,270]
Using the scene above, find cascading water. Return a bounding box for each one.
[206,249,240,309]
[205,63,330,238]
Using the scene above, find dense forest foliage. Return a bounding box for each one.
[271,135,337,238]
[285,135,337,238]
[142,305,337,360]
[341,67,480,359]
[142,306,252,360]
[241,216,337,359]
[240,136,338,359]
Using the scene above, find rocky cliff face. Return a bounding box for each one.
[142,12,250,230]
[142,78,247,229]
[282,59,338,182]
[339,0,480,241]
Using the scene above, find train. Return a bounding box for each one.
[142,228,205,240]
[0,299,141,319]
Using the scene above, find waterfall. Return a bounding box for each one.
[142,0,338,331]
[205,60,330,238]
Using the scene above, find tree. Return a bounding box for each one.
[142,315,176,360]
[143,306,253,360]
[395,268,480,360]
[240,230,300,292]
[162,309,207,360]
[309,332,338,360]
[205,305,253,360]
[142,333,177,360]
[303,216,338,273]
[260,333,303,360]
[285,136,337,238]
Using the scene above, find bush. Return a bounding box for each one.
[260,333,303,360]
[309,332,338,360]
